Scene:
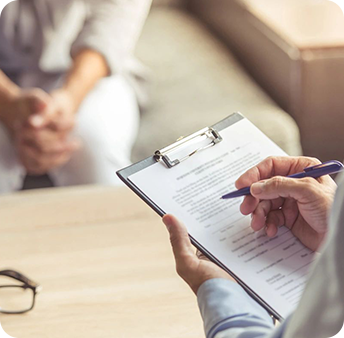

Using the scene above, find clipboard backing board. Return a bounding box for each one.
[117,113,313,321]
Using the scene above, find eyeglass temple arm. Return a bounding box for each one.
[0,269,39,289]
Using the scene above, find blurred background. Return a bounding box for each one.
[133,0,344,164]
[2,0,344,191]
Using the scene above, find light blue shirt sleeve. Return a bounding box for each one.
[197,278,291,338]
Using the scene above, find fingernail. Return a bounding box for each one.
[30,115,44,127]
[265,224,270,236]
[251,182,265,195]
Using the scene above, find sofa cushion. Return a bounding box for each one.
[132,8,302,162]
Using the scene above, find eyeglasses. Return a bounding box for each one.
[0,270,41,314]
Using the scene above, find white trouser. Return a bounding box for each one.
[0,76,139,193]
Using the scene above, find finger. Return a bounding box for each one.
[49,151,74,169]
[255,197,284,214]
[163,214,195,263]
[17,140,75,174]
[25,90,53,127]
[27,153,73,175]
[251,198,284,231]
[280,198,299,230]
[16,125,80,158]
[252,200,272,231]
[235,156,321,189]
[240,195,259,215]
[23,148,74,175]
[250,176,319,203]
[49,116,75,132]
[235,165,261,189]
[26,89,50,113]
[28,107,55,129]
[19,125,70,144]
[29,114,49,129]
[266,223,278,238]
[25,137,80,155]
[266,210,285,237]
[30,111,75,132]
[240,193,284,215]
[19,141,69,163]
[28,99,56,129]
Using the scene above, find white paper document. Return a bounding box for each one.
[129,118,315,318]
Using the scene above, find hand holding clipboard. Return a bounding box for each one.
[117,113,319,320]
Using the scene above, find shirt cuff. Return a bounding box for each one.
[197,279,274,338]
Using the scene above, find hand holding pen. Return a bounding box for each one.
[229,157,338,252]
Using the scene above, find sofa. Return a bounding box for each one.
[131,2,302,162]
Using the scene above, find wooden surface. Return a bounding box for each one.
[0,186,204,338]
[245,0,344,48]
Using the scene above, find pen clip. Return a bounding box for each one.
[304,160,344,172]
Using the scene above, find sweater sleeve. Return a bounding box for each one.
[71,0,152,75]
[197,279,281,338]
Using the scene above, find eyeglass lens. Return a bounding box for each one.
[0,276,34,313]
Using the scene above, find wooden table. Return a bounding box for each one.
[0,186,204,338]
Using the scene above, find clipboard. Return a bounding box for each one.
[117,112,306,321]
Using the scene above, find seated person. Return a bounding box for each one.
[0,0,152,193]
[163,156,344,338]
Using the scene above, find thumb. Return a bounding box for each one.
[251,177,315,202]
[163,214,194,262]
[28,94,53,128]
[29,113,48,128]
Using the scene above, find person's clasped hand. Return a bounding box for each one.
[12,89,81,175]
[1,88,50,133]
[236,156,337,251]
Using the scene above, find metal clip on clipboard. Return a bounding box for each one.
[154,127,223,168]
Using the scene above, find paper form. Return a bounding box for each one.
[129,118,315,318]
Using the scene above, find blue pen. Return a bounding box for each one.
[221,160,344,199]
